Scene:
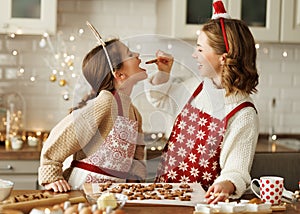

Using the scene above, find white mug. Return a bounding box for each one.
[251,176,284,205]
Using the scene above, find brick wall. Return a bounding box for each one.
[0,0,299,135]
[254,43,300,133]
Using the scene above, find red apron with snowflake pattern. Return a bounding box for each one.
[71,92,138,182]
[155,82,255,190]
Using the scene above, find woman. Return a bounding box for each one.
[38,26,148,192]
[145,0,259,204]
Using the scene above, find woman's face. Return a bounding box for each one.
[192,31,223,81]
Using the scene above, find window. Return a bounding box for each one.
[186,0,212,25]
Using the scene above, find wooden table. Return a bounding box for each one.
[7,190,300,214]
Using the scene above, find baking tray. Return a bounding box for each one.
[83,182,206,207]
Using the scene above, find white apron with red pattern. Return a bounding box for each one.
[71,92,138,183]
[155,82,255,190]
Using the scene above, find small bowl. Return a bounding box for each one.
[85,193,101,205]
[11,139,23,150]
[27,136,38,147]
[85,193,127,209]
[0,179,14,201]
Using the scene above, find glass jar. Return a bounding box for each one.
[0,92,25,148]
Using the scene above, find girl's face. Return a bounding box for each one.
[117,47,147,83]
[192,31,223,84]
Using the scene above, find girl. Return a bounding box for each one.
[38,24,148,192]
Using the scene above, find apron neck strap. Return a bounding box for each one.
[224,101,257,127]
[188,81,204,103]
[112,90,123,116]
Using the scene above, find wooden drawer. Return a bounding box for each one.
[251,153,300,191]
[0,174,38,189]
[0,160,39,174]
[146,157,161,182]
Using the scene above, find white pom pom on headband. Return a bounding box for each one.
[212,0,231,19]
[211,0,230,53]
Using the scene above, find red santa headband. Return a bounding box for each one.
[212,0,230,53]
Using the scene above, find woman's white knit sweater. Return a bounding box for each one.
[144,75,259,198]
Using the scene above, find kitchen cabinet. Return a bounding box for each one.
[146,136,300,190]
[171,0,229,39]
[169,0,300,43]
[251,152,300,191]
[147,151,300,191]
[146,157,160,182]
[229,0,300,43]
[0,0,57,35]
[0,160,40,189]
[228,0,280,42]
[280,0,300,43]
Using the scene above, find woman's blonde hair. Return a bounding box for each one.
[202,19,259,96]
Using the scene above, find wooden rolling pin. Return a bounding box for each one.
[0,194,69,214]
[68,195,87,204]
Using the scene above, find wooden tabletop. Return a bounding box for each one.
[7,190,300,214]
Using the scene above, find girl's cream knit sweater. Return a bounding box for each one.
[38,90,146,186]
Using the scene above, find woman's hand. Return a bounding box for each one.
[156,50,174,74]
[205,181,235,204]
[150,50,174,85]
[44,179,71,193]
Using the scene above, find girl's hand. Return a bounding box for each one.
[156,50,174,74]
[44,179,71,192]
[204,181,235,204]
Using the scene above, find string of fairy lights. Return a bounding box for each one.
[38,28,86,101]
[3,28,291,103]
[3,27,87,101]
[1,28,86,145]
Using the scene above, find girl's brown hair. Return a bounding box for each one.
[202,19,259,96]
[70,39,125,112]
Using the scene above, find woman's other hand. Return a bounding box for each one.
[204,180,235,204]
[44,179,71,192]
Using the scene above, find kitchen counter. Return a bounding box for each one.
[1,134,299,190]
[146,135,300,191]
[255,139,297,153]
[6,190,300,214]
[0,137,294,161]
[1,134,299,161]
[5,190,196,214]
[147,135,300,161]
[0,143,41,160]
[255,134,300,153]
